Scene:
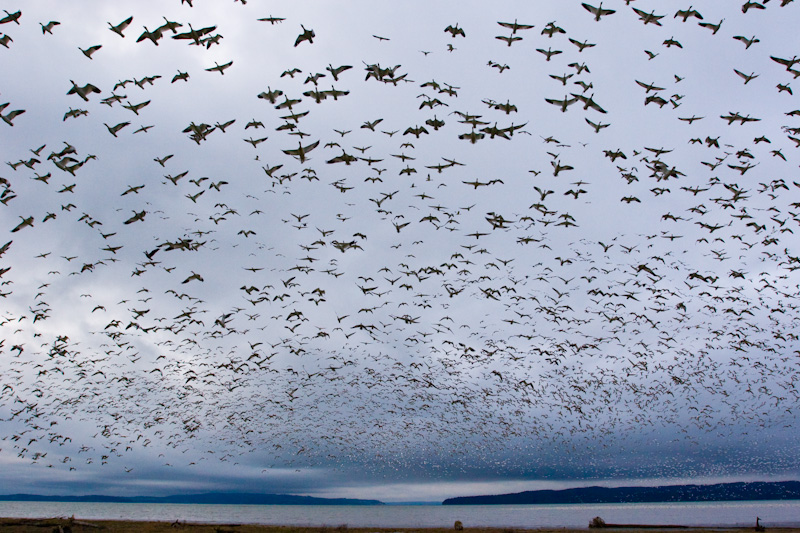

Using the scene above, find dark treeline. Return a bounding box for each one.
[442,481,800,505]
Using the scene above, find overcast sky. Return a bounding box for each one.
[1,0,799,503]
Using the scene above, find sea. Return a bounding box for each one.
[1,500,800,528]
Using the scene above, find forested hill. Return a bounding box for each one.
[442,481,800,505]
[0,492,383,505]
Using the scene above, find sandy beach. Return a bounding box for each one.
[2,518,798,533]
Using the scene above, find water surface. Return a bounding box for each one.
[2,500,800,528]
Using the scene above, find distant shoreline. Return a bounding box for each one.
[442,482,800,506]
[0,494,383,506]
[5,482,800,507]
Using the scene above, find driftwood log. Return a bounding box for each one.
[590,517,688,529]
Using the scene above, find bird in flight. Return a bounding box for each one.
[108,16,133,37]
[569,38,596,52]
[632,8,666,25]
[40,21,60,34]
[733,35,759,48]
[545,95,578,112]
[734,69,759,84]
[206,61,233,75]
[582,3,616,21]
[698,19,724,34]
[283,140,320,163]
[674,6,703,21]
[67,81,101,101]
[79,44,102,59]
[295,25,315,46]
[444,23,465,38]
[0,105,25,127]
[326,64,352,81]
[104,121,131,137]
[0,10,22,25]
[497,19,534,33]
[496,34,523,46]
[257,15,285,24]
[10,216,34,232]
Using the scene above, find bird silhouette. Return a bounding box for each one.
[79,44,102,59]
[444,23,466,38]
[108,16,133,37]
[674,6,703,21]
[582,3,616,20]
[633,8,665,25]
[205,61,233,75]
[295,25,315,46]
[67,81,101,101]
[137,25,164,45]
[0,10,21,25]
[40,21,60,34]
[497,19,534,33]
[733,35,759,48]
[0,106,25,126]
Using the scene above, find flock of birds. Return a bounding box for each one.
[1,0,800,483]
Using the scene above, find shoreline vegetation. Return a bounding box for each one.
[1,519,799,533]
